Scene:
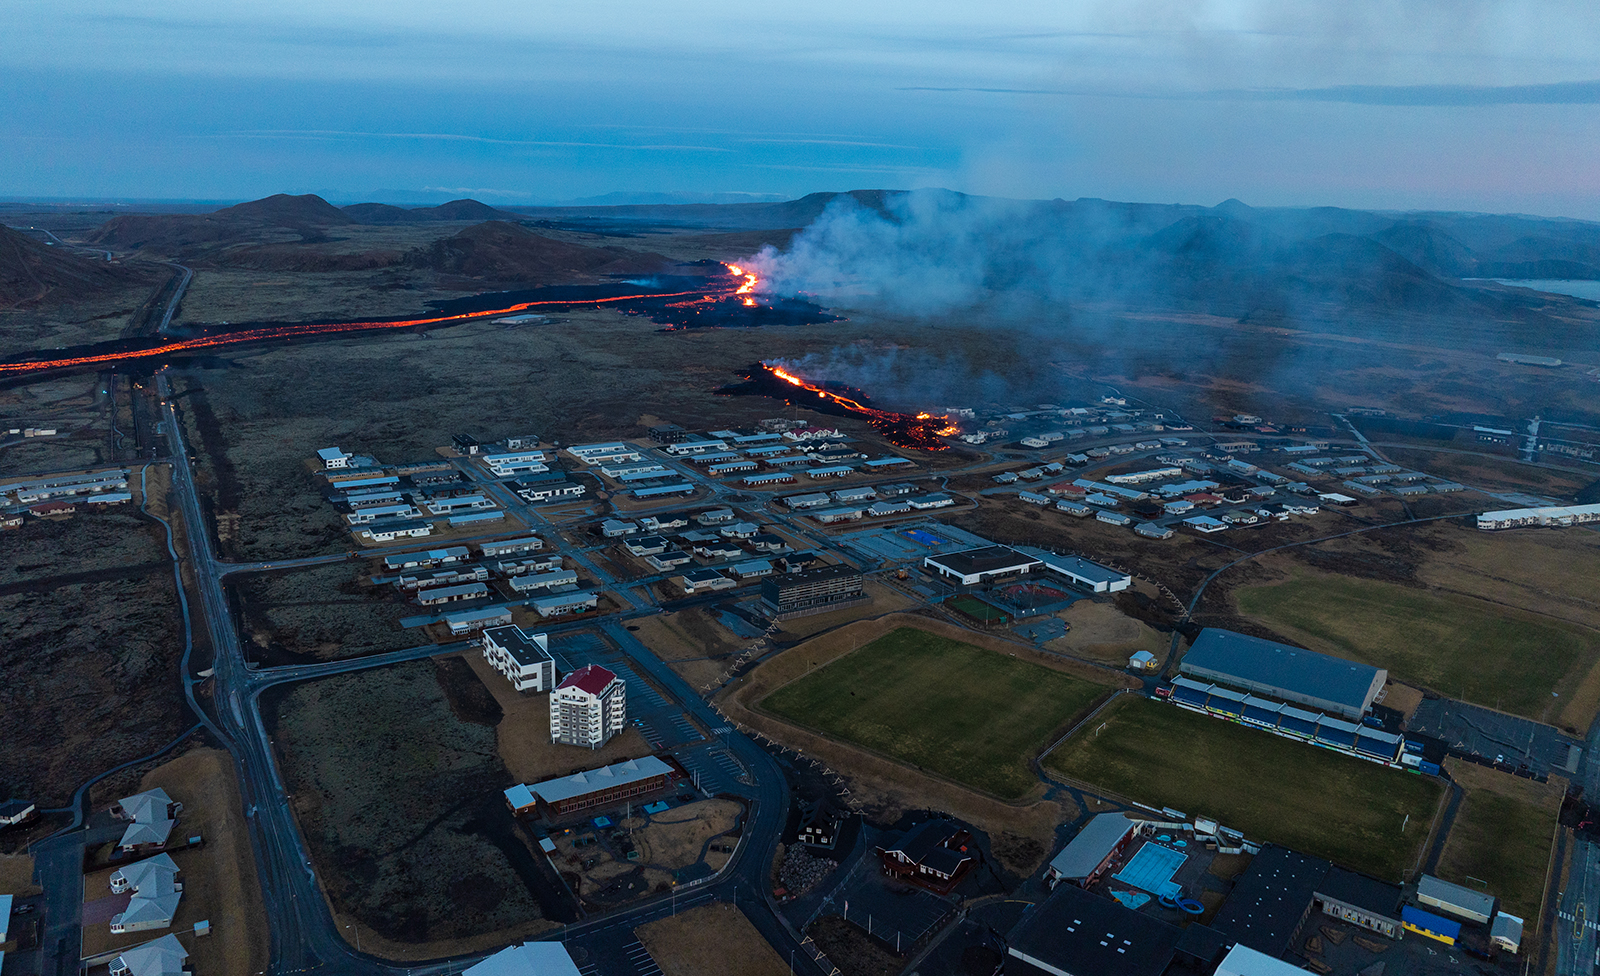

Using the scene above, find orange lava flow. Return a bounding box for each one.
[727,264,760,306]
[761,362,958,450]
[0,280,747,378]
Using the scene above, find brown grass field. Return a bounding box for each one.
[636,903,790,976]
[1437,759,1563,925]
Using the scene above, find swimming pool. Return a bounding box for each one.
[1113,842,1188,895]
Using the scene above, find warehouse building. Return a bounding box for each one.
[924,545,1042,586]
[1477,502,1600,530]
[760,564,867,620]
[1179,628,1386,720]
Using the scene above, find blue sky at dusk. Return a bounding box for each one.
[5,0,1599,216]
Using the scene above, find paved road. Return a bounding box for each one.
[1555,717,1600,976]
[144,373,831,974]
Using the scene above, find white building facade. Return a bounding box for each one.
[481,625,557,693]
[550,665,627,748]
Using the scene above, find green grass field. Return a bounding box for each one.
[761,627,1111,798]
[947,595,1010,623]
[1236,574,1599,718]
[1045,697,1443,880]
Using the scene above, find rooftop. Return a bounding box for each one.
[1210,845,1330,957]
[1008,882,1182,976]
[483,625,552,666]
[556,663,617,696]
[528,756,673,805]
[926,545,1041,577]
[1048,812,1136,880]
[1180,628,1385,717]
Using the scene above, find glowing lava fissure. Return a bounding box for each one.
[0,265,832,380]
[718,362,959,451]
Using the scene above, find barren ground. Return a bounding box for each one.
[636,903,790,976]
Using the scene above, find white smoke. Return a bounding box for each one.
[748,190,1039,316]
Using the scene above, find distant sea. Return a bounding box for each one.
[1471,278,1600,301]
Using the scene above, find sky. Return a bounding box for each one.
[4,0,1600,217]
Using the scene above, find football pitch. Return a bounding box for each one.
[761,626,1112,798]
[1046,696,1444,880]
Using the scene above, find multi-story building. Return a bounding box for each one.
[481,626,557,693]
[760,564,867,620]
[549,665,627,749]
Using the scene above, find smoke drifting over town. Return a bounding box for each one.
[746,187,1600,413]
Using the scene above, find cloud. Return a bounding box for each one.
[899,79,1600,106]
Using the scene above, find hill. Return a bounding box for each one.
[0,224,153,308]
[85,193,357,253]
[341,198,520,225]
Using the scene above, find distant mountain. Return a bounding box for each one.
[340,202,417,224]
[212,193,355,227]
[339,198,520,225]
[0,224,151,307]
[85,193,356,252]
[407,221,670,282]
[505,189,903,230]
[1371,221,1477,277]
[565,191,791,206]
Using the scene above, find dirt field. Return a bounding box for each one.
[720,614,1123,855]
[231,562,422,664]
[1046,696,1445,881]
[458,650,656,783]
[628,798,741,871]
[636,903,789,976]
[631,608,752,691]
[1042,598,1171,665]
[267,658,555,952]
[762,626,1116,799]
[0,508,186,806]
[80,748,269,974]
[1437,759,1562,923]
[0,852,37,895]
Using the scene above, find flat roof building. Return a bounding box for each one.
[1007,882,1183,976]
[923,545,1042,586]
[1214,945,1318,976]
[1040,554,1132,593]
[1180,628,1387,720]
[760,564,867,619]
[1416,874,1496,924]
[1210,845,1328,958]
[482,625,556,693]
